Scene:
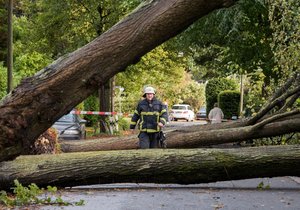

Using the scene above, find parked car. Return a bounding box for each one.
[196,107,207,120]
[170,104,195,122]
[52,113,86,140]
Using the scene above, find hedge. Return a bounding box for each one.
[218,90,240,119]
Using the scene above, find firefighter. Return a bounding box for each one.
[130,86,168,149]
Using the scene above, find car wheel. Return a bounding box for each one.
[80,125,86,139]
[187,115,192,122]
[81,131,86,139]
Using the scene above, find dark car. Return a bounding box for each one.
[196,107,206,120]
[52,113,86,140]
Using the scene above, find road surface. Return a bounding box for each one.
[38,177,300,210]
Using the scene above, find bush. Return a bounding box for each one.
[0,63,7,100]
[218,90,240,119]
[83,94,100,127]
[206,78,238,115]
[118,117,130,131]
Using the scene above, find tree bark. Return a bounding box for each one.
[1,145,300,191]
[0,0,236,161]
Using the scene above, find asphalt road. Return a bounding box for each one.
[38,177,300,210]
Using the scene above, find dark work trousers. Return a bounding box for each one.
[138,132,159,149]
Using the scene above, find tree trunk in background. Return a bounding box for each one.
[7,0,13,93]
[99,81,111,133]
[0,0,236,161]
[1,145,300,191]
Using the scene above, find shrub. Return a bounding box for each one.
[206,78,238,115]
[118,117,130,131]
[218,90,240,119]
[0,63,7,100]
[83,94,99,127]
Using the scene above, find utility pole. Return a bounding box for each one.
[7,0,13,93]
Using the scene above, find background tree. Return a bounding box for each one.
[116,44,205,112]
[0,0,7,63]
[269,0,300,81]
[3,0,142,130]
[174,1,271,103]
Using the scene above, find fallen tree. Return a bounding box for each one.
[1,145,300,191]
[0,0,236,162]
[60,117,300,152]
[60,72,300,152]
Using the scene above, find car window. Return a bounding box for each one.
[199,107,206,112]
[58,114,74,122]
[172,105,187,110]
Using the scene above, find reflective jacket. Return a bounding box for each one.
[130,98,168,133]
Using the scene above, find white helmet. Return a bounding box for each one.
[143,86,155,97]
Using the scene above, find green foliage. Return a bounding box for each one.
[243,72,267,117]
[83,94,100,127]
[257,181,270,190]
[12,180,42,206]
[269,0,300,81]
[0,180,85,207]
[177,81,206,111]
[13,51,52,83]
[173,0,276,83]
[116,44,195,112]
[118,117,130,131]
[16,0,142,59]
[7,0,299,126]
[252,133,300,146]
[218,90,240,119]
[0,0,7,63]
[0,62,7,99]
[206,78,238,114]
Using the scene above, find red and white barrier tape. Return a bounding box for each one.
[71,110,132,117]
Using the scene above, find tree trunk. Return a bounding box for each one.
[1,145,299,191]
[7,0,13,93]
[99,81,111,133]
[0,0,235,161]
[60,118,300,153]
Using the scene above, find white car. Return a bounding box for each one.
[170,104,195,122]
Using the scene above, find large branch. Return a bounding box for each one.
[279,92,300,112]
[1,145,300,191]
[251,109,300,130]
[0,0,236,161]
[270,72,300,102]
[246,72,300,125]
[60,117,300,152]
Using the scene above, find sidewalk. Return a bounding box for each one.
[39,176,300,210]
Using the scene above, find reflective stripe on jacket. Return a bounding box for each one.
[130,98,167,132]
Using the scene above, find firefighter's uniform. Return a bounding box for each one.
[130,87,168,148]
